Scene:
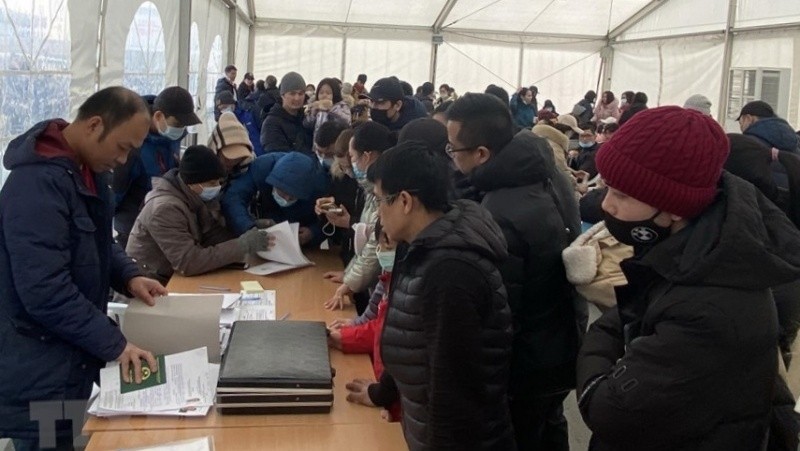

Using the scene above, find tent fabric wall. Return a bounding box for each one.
[235,20,250,79]
[621,0,728,41]
[435,32,520,96]
[610,35,725,114]
[343,29,431,88]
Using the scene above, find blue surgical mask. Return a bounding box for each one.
[579,141,595,149]
[351,162,367,181]
[272,189,297,208]
[200,185,221,201]
[376,248,396,271]
[159,123,186,141]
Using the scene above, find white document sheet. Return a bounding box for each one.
[93,348,212,416]
[249,222,313,275]
[118,436,215,451]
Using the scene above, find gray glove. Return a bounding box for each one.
[237,228,269,254]
[254,218,276,229]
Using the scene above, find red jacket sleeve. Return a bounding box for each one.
[339,318,380,354]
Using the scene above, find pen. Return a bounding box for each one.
[198,285,231,292]
[279,312,291,321]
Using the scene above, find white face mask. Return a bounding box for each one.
[158,122,185,141]
[200,185,221,201]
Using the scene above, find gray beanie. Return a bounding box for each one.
[684,94,712,116]
[279,71,306,96]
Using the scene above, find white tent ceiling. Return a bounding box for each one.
[252,0,653,37]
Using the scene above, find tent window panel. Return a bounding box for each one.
[123,1,166,96]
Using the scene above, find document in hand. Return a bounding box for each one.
[90,347,218,417]
[248,221,313,276]
[122,295,224,363]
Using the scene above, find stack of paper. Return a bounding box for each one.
[248,222,314,275]
[119,436,215,451]
[89,347,218,417]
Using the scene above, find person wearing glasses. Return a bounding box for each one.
[368,141,515,450]
[447,93,583,450]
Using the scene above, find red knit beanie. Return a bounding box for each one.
[595,106,730,218]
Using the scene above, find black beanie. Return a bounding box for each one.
[179,145,226,184]
[398,118,448,160]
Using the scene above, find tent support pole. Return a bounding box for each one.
[177,0,191,89]
[228,6,237,67]
[517,42,524,88]
[717,0,737,121]
[430,42,439,85]
[341,33,348,82]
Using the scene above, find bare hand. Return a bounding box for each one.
[324,284,353,310]
[255,218,276,229]
[325,204,350,229]
[345,378,376,407]
[315,197,336,215]
[117,342,158,384]
[328,318,354,330]
[327,329,342,350]
[298,227,313,246]
[380,409,392,422]
[127,276,167,306]
[323,271,344,283]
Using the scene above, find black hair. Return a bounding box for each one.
[446,93,514,154]
[76,86,150,140]
[621,90,635,102]
[244,72,254,80]
[400,81,413,97]
[585,90,597,102]
[306,84,316,90]
[266,75,277,87]
[634,92,648,104]
[316,77,343,104]
[315,120,348,148]
[224,65,237,74]
[604,122,619,133]
[433,100,453,116]
[484,84,509,105]
[439,84,451,92]
[352,121,397,155]
[367,141,449,212]
[256,80,266,91]
[398,118,448,160]
[543,99,555,109]
[602,91,615,104]
[357,74,367,83]
[374,218,383,242]
[421,82,434,96]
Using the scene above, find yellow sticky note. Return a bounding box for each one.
[240,281,264,293]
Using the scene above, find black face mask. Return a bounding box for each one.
[370,107,391,125]
[604,210,672,247]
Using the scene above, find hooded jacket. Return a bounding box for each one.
[577,172,800,450]
[0,120,140,438]
[511,94,536,129]
[126,169,244,285]
[592,98,621,122]
[381,200,515,451]
[532,123,571,177]
[470,130,584,397]
[260,103,314,155]
[221,152,329,245]
[379,95,429,132]
[744,117,800,189]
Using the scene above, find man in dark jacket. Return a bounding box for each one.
[368,141,515,451]
[570,128,601,179]
[414,82,435,114]
[0,87,167,448]
[738,100,800,189]
[573,90,596,128]
[578,106,800,450]
[260,71,314,155]
[447,93,583,451]
[367,76,428,132]
[221,151,329,247]
[113,86,201,248]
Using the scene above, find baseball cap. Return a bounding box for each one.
[737,100,775,121]
[368,77,404,103]
[153,86,201,126]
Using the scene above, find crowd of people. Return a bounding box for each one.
[1,63,800,451]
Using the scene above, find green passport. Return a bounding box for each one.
[120,355,167,394]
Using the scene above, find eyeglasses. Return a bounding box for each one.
[445,143,477,158]
[375,189,419,206]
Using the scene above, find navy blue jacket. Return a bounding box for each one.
[746,117,800,188]
[112,96,182,248]
[0,120,140,438]
[260,103,314,155]
[221,152,329,246]
[384,95,429,132]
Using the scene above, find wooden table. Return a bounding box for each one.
[85,423,406,451]
[83,250,402,449]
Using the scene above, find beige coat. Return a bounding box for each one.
[562,221,633,309]
[342,179,380,294]
[126,170,244,284]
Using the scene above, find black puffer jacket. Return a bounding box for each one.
[577,173,800,450]
[471,130,583,397]
[259,103,313,155]
[381,200,515,451]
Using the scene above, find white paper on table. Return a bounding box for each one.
[95,348,211,415]
[118,436,215,451]
[246,260,309,276]
[255,221,313,267]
